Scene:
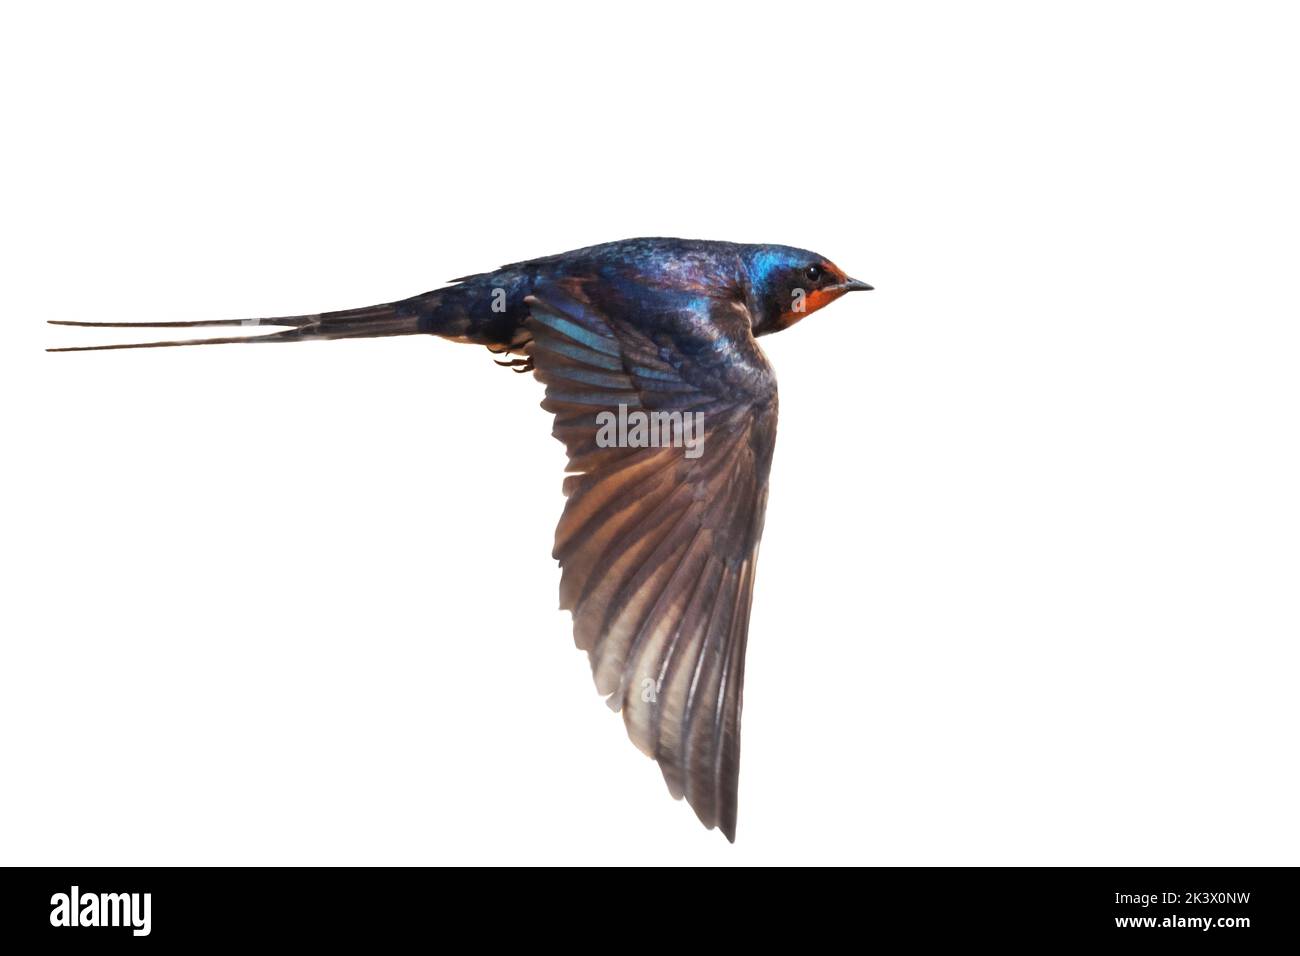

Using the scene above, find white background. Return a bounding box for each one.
[3,1,1297,865]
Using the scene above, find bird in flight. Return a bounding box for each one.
[50,237,872,840]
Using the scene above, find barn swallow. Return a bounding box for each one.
[49,237,872,841]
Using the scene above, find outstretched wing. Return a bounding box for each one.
[526,279,777,841]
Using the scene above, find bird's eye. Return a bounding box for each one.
[805,264,823,282]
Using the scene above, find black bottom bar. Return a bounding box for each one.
[1,866,1294,945]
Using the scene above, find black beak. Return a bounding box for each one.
[841,277,874,292]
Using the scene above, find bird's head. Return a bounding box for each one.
[742,244,872,336]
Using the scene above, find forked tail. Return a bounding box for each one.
[46,301,428,352]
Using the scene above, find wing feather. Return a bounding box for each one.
[526,284,776,841]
